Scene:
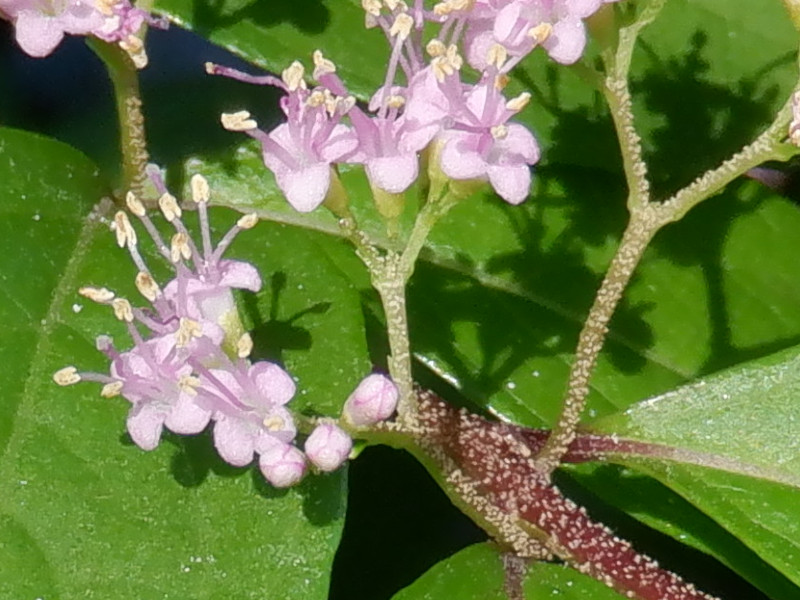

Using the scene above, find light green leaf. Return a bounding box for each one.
[392,543,627,600]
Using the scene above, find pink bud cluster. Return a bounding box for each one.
[0,0,166,67]
[54,171,401,486]
[210,0,620,211]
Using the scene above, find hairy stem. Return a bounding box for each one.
[536,207,659,472]
[89,39,149,198]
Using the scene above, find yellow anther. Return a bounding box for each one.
[389,12,414,40]
[53,366,81,386]
[125,191,146,217]
[263,414,286,431]
[387,95,406,109]
[170,232,192,263]
[426,39,446,57]
[491,124,509,140]
[528,22,553,44]
[190,174,210,204]
[307,90,326,108]
[158,193,182,222]
[237,332,254,358]
[237,213,259,230]
[176,318,202,347]
[114,211,137,248]
[506,92,531,112]
[178,374,202,396]
[494,73,510,90]
[101,381,124,398]
[362,0,381,16]
[487,44,508,69]
[111,298,134,322]
[79,286,115,303]
[281,61,306,92]
[221,110,258,131]
[312,50,336,79]
[135,271,161,302]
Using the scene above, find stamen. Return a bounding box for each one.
[158,193,182,222]
[312,50,337,80]
[528,22,553,44]
[53,366,81,386]
[79,287,115,303]
[387,95,406,108]
[237,332,254,358]
[125,191,146,217]
[362,0,382,16]
[178,374,202,396]
[170,232,192,263]
[491,124,509,140]
[176,317,202,347]
[114,211,137,248]
[191,174,210,204]
[111,298,134,322]
[281,61,306,92]
[389,12,414,40]
[495,73,510,90]
[221,111,258,132]
[426,39,446,57]
[101,381,124,398]
[135,271,161,301]
[487,44,508,69]
[506,92,531,112]
[237,213,259,229]
[263,414,286,431]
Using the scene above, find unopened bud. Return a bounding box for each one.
[259,443,307,487]
[342,373,399,426]
[305,423,353,472]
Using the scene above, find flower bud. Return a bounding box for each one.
[259,443,307,487]
[342,374,399,426]
[305,423,352,472]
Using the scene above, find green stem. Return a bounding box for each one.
[88,39,149,199]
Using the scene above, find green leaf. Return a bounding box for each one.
[0,128,361,598]
[392,543,627,600]
[153,0,385,98]
[581,344,800,589]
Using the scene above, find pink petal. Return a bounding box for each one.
[218,260,262,292]
[126,404,166,451]
[251,362,296,405]
[14,11,65,57]
[276,163,330,213]
[497,123,541,164]
[366,154,418,194]
[543,18,587,65]
[487,163,531,205]
[164,394,212,435]
[213,415,255,466]
[440,133,488,180]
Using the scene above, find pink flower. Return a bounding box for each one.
[202,361,297,467]
[305,423,352,471]
[216,62,358,212]
[0,0,163,66]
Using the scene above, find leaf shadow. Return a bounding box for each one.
[243,271,332,364]
[187,0,331,36]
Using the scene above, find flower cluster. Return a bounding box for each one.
[209,0,619,211]
[0,0,165,67]
[54,171,399,487]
